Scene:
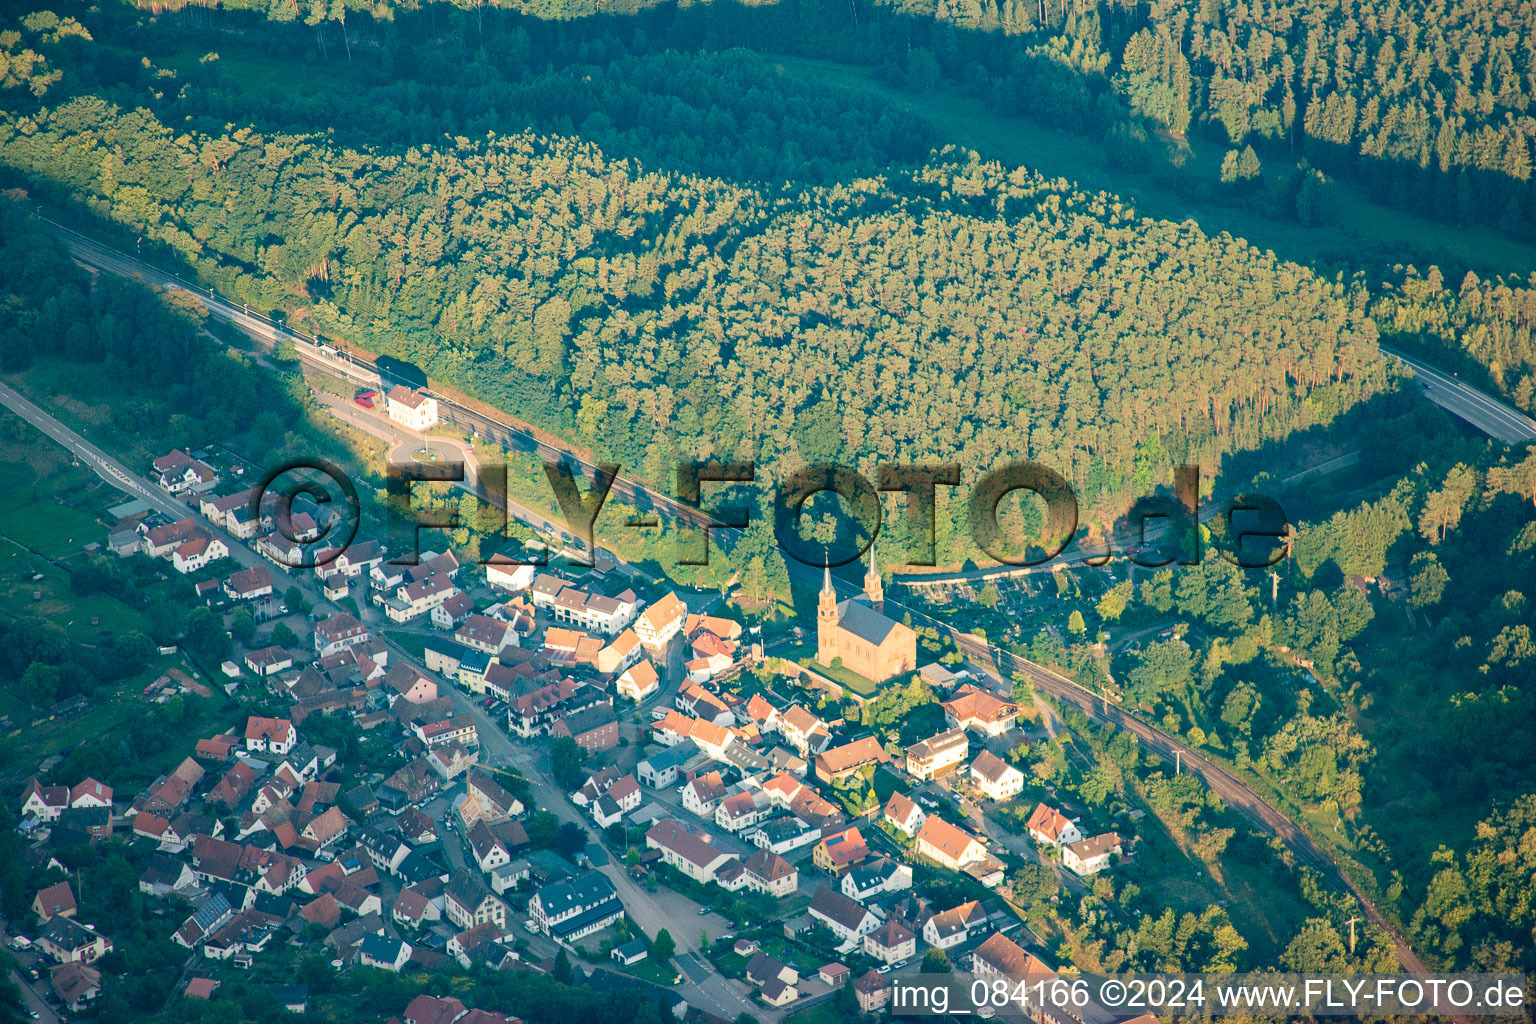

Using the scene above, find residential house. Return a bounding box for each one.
[172,532,228,574]
[970,751,1025,802]
[429,742,478,781]
[245,716,296,755]
[49,962,101,1012]
[244,647,294,677]
[359,934,413,972]
[596,630,643,676]
[386,664,439,705]
[551,705,619,753]
[746,815,823,856]
[882,792,926,837]
[941,685,1021,737]
[36,918,112,964]
[633,592,687,651]
[444,875,507,931]
[922,900,989,949]
[315,613,369,658]
[905,728,969,781]
[741,850,797,898]
[224,565,275,602]
[637,743,700,789]
[862,919,916,965]
[841,858,911,902]
[915,816,989,872]
[807,886,880,947]
[335,540,385,579]
[814,737,890,785]
[759,977,798,1007]
[681,772,728,818]
[1061,833,1123,876]
[854,970,891,1013]
[778,705,832,758]
[20,778,69,822]
[431,592,477,631]
[485,560,536,593]
[392,886,442,931]
[812,827,869,875]
[591,775,641,829]
[646,819,738,884]
[615,660,660,702]
[716,791,771,833]
[1025,803,1082,848]
[33,881,77,922]
[745,953,798,988]
[527,870,623,941]
[456,615,515,655]
[970,932,1056,980]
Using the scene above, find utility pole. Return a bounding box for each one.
[1175,750,1182,775]
[1268,570,1280,606]
[1345,915,1361,955]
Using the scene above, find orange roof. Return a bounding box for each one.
[1025,802,1073,842]
[917,816,984,862]
[942,686,1019,725]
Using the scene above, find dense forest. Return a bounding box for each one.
[1008,404,1536,973]
[0,14,1395,568]
[59,0,1536,239]
[4,0,1536,980]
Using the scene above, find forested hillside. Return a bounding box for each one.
[83,0,1536,240]
[0,90,1388,560]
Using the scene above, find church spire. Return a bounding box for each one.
[818,557,839,625]
[864,540,884,612]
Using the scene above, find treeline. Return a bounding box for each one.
[78,0,1536,238]
[1372,265,1536,412]
[1099,433,1536,972]
[0,86,1391,562]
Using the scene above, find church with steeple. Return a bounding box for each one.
[816,544,917,686]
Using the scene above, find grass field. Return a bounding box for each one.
[773,56,1536,277]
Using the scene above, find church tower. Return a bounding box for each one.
[863,541,884,613]
[817,561,840,666]
[818,562,839,626]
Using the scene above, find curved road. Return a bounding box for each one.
[36,213,1489,984]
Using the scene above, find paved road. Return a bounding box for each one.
[0,379,268,573]
[890,449,1362,590]
[8,968,57,1024]
[936,632,1442,986]
[39,213,1455,981]
[1383,346,1536,445]
[396,646,772,1021]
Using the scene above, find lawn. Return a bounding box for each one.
[781,641,883,697]
[0,650,235,790]
[775,56,1536,277]
[0,416,121,559]
[0,542,150,641]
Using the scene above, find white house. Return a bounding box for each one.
[359,935,412,972]
[1025,803,1082,848]
[1061,832,1123,875]
[969,751,1025,802]
[645,819,738,884]
[485,561,536,592]
[171,534,227,574]
[384,386,439,430]
[633,592,687,650]
[808,887,880,948]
